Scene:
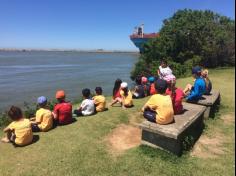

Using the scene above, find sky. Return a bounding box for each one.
[0,0,235,51]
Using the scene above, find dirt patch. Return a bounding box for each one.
[220,114,235,125]
[105,124,141,155]
[191,132,227,159]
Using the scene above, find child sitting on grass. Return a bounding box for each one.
[30,96,53,132]
[53,90,72,125]
[1,106,33,146]
[132,76,145,99]
[120,82,133,109]
[165,75,184,115]
[141,76,150,96]
[142,79,174,124]
[110,78,122,106]
[184,66,206,102]
[201,69,212,95]
[157,60,173,80]
[93,87,106,112]
[148,76,157,95]
[74,88,95,116]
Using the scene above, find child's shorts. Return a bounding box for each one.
[73,110,83,117]
[32,124,41,132]
[143,110,157,123]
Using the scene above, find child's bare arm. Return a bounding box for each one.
[3,127,11,133]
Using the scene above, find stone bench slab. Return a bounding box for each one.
[140,103,206,156]
[188,90,220,118]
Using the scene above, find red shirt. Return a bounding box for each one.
[53,101,72,125]
[149,83,157,95]
[166,87,184,114]
[113,88,122,99]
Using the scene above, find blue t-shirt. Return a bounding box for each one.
[186,77,206,101]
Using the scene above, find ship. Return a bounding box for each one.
[130,24,159,53]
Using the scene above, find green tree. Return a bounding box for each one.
[131,9,235,79]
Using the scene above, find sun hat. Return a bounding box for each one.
[164,74,176,83]
[141,76,148,84]
[56,90,65,99]
[120,82,128,88]
[192,66,202,74]
[37,96,47,104]
[148,76,155,82]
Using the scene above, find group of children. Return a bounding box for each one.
[140,61,212,125]
[1,60,212,147]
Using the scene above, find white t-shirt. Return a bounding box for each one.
[80,99,95,116]
[159,66,173,79]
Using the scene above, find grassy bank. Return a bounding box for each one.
[0,68,235,176]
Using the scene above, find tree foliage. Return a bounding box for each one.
[131,9,235,79]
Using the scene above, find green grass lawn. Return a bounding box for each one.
[0,68,235,176]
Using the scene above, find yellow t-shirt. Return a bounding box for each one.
[120,90,133,106]
[36,108,53,132]
[7,119,33,146]
[93,95,106,112]
[145,94,174,124]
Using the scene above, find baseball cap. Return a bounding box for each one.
[192,66,202,74]
[56,90,65,99]
[37,96,47,104]
[141,76,148,84]
[148,76,155,82]
[120,82,128,88]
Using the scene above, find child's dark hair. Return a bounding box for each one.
[113,78,122,97]
[161,59,167,65]
[155,79,168,94]
[39,102,47,108]
[122,88,129,96]
[95,87,102,95]
[82,88,91,98]
[8,106,23,121]
[135,76,142,85]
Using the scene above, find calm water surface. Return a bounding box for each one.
[0,51,138,111]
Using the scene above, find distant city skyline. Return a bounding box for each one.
[0,0,235,51]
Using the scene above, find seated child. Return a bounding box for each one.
[132,76,145,99]
[165,75,184,114]
[31,96,53,132]
[157,60,173,80]
[142,79,174,124]
[74,88,95,116]
[201,69,212,95]
[120,82,133,108]
[93,87,106,112]
[53,90,72,125]
[1,106,33,146]
[148,76,157,95]
[184,66,206,102]
[110,78,122,106]
[141,76,150,96]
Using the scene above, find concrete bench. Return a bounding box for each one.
[140,103,206,156]
[188,90,221,118]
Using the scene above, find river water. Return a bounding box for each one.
[0,51,138,111]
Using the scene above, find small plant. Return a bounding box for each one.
[0,112,12,128]
[23,102,37,119]
[182,135,195,151]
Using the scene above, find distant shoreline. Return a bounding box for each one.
[0,48,139,54]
